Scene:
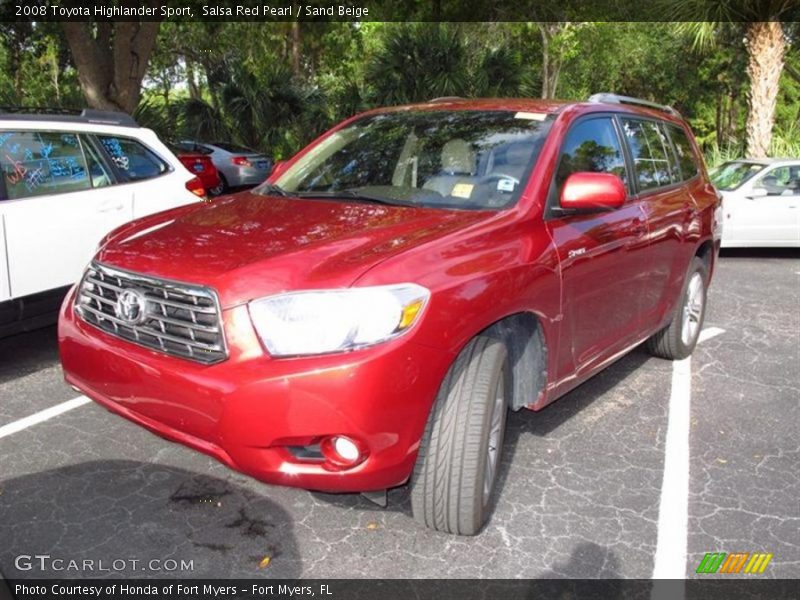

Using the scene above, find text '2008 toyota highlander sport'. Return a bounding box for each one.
[59,94,721,535]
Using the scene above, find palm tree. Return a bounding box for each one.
[365,24,469,105]
[673,1,796,157]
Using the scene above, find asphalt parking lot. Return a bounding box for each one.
[0,250,797,580]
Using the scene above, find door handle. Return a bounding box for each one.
[98,202,124,213]
[631,218,646,236]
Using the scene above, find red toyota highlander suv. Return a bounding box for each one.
[59,94,721,535]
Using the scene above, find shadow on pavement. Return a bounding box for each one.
[0,460,301,579]
[0,326,60,385]
[719,247,800,259]
[492,347,653,510]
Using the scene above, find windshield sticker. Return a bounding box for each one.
[451,183,474,198]
[514,112,547,121]
[497,178,516,192]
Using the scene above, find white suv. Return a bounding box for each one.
[0,109,205,337]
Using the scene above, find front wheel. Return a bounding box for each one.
[646,257,709,360]
[410,335,509,535]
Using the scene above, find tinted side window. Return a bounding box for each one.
[556,117,627,195]
[0,131,91,199]
[754,166,800,196]
[97,136,168,181]
[666,124,700,181]
[658,122,682,183]
[620,118,674,191]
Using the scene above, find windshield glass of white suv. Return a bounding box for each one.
[711,161,765,191]
[264,110,553,209]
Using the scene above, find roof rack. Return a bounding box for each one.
[429,96,464,103]
[0,107,139,128]
[587,93,681,118]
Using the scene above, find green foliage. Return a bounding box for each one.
[364,23,469,105]
[0,22,82,108]
[472,45,523,97]
[3,20,796,162]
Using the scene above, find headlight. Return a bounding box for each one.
[248,284,430,357]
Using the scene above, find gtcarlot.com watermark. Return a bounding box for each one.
[15,554,194,573]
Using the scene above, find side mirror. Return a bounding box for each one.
[560,172,626,211]
[269,160,288,181]
[746,187,768,199]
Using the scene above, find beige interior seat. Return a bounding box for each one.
[423,139,476,196]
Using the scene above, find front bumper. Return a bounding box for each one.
[59,287,453,492]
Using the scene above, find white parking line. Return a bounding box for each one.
[0,395,90,440]
[698,326,725,344]
[652,327,725,581]
[652,356,692,580]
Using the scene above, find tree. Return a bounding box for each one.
[536,22,585,99]
[365,23,469,105]
[61,16,161,113]
[672,2,796,157]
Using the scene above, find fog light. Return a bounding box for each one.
[320,435,366,469]
[334,437,359,462]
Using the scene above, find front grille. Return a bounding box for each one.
[75,263,227,364]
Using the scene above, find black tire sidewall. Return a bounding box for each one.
[673,257,709,356]
[473,354,510,522]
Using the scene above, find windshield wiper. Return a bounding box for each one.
[255,183,293,197]
[295,189,417,207]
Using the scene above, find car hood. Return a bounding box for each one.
[97,192,489,308]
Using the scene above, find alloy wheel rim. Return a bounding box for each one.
[681,272,704,346]
[483,373,506,504]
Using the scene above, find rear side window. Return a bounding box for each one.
[620,118,675,191]
[556,117,628,195]
[97,136,168,182]
[666,124,700,181]
[0,131,91,199]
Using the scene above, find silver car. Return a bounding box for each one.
[178,141,272,194]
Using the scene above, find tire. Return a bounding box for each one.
[410,335,509,535]
[646,257,709,360]
[209,173,227,196]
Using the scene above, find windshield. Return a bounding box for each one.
[710,161,766,191]
[266,110,553,210]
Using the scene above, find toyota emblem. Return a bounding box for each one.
[114,289,148,325]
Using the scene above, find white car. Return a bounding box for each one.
[711,158,800,248]
[0,109,206,337]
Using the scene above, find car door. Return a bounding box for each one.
[725,165,800,246]
[545,115,649,377]
[0,130,132,298]
[617,117,701,328]
[95,133,196,218]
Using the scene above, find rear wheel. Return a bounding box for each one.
[410,335,509,535]
[646,257,708,360]
[209,173,227,196]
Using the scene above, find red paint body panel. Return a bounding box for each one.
[59,98,720,493]
[175,152,221,191]
[60,295,455,492]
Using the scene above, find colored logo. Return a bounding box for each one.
[696,552,773,574]
[114,289,148,325]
